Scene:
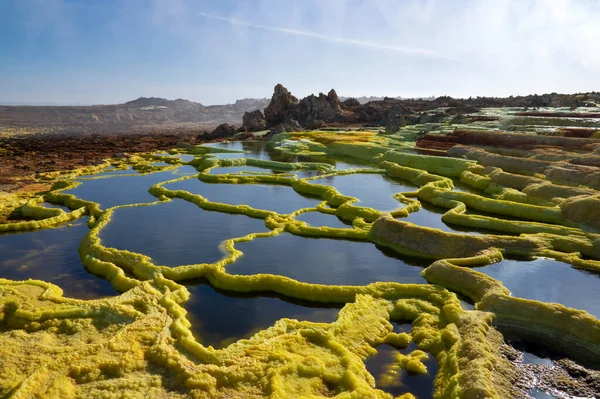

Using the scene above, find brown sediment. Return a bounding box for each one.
[411,139,457,151]
[0,132,204,192]
[416,129,600,151]
[557,127,600,138]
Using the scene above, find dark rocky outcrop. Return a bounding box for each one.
[263,85,351,128]
[385,116,406,134]
[209,123,237,139]
[294,89,346,126]
[261,85,600,133]
[242,110,267,131]
[282,119,303,132]
[264,84,299,126]
[342,98,361,107]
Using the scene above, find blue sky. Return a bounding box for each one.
[1,0,599,105]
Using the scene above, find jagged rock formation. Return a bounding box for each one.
[262,84,418,129]
[341,98,361,107]
[242,110,267,131]
[3,87,599,138]
[385,116,406,134]
[294,89,345,125]
[261,84,600,130]
[263,84,299,126]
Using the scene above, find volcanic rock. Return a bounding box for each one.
[385,116,406,134]
[209,123,237,139]
[295,89,345,125]
[242,110,267,131]
[264,84,299,126]
[342,98,361,107]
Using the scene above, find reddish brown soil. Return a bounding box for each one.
[412,140,456,151]
[0,131,204,192]
[416,129,600,151]
[557,127,599,138]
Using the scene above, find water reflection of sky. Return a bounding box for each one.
[365,322,437,399]
[101,199,268,266]
[312,173,416,211]
[0,218,117,299]
[184,282,340,348]
[478,258,600,318]
[66,168,185,209]
[228,233,429,286]
[166,179,322,214]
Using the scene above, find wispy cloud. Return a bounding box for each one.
[197,11,464,63]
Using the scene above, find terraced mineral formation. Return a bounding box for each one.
[1,113,599,398]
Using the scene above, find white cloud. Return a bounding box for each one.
[197,11,464,62]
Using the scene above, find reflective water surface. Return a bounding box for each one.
[166,179,323,214]
[312,173,416,211]
[184,281,340,348]
[101,199,269,266]
[364,323,437,399]
[0,218,117,299]
[228,233,429,286]
[478,258,600,318]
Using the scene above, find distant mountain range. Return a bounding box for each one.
[338,96,435,104]
[0,97,271,136]
[3,89,596,138]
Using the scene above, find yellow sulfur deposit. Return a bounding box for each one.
[1,132,600,398]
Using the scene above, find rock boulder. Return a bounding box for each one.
[242,110,267,131]
[342,98,361,107]
[264,84,299,126]
[209,123,237,139]
[295,89,345,125]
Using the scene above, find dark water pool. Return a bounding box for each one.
[101,200,269,266]
[66,168,185,209]
[365,323,437,398]
[166,179,323,214]
[183,281,340,348]
[401,202,507,236]
[477,258,600,318]
[228,233,429,286]
[0,218,117,299]
[312,173,416,211]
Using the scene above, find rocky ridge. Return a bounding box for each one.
[239,84,600,136]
